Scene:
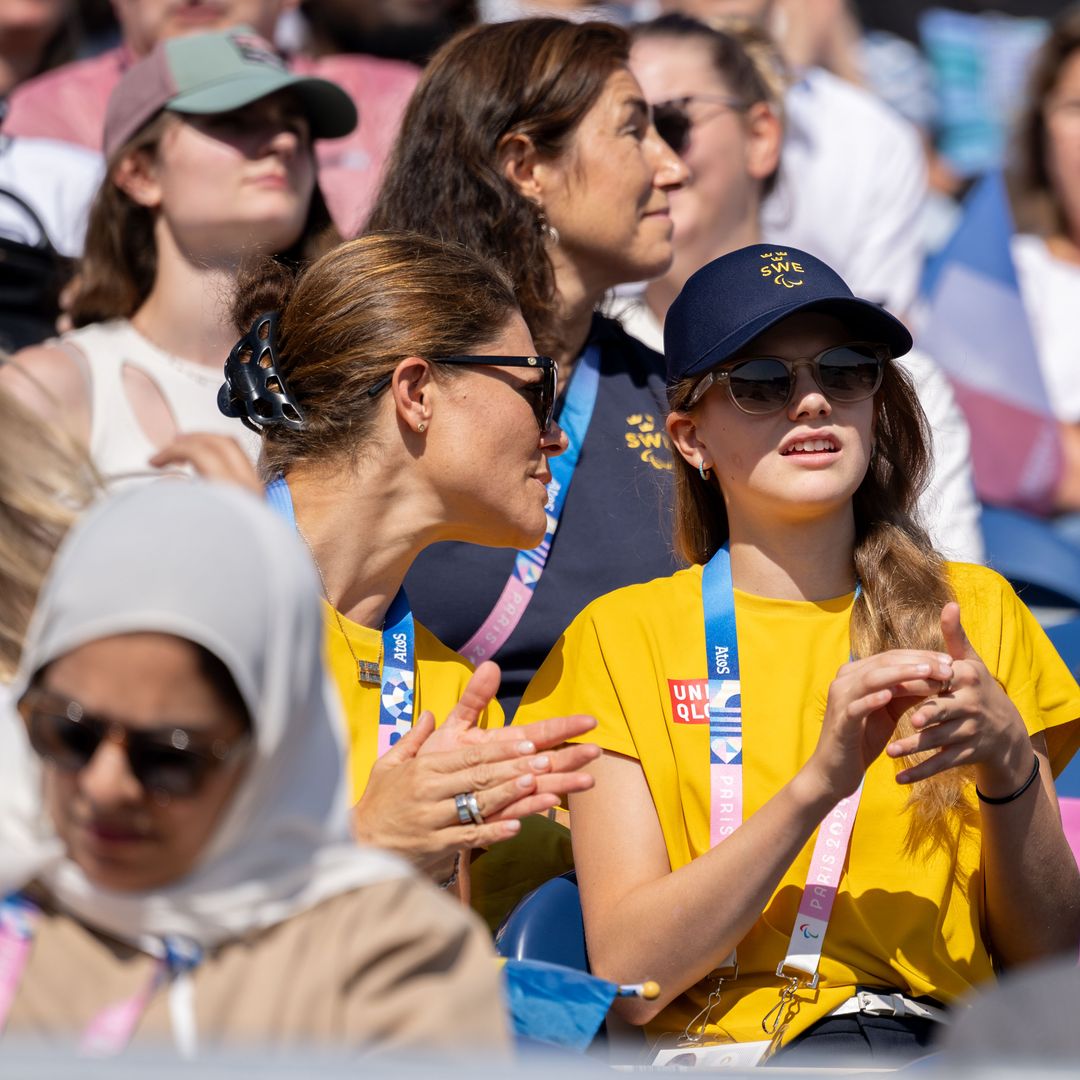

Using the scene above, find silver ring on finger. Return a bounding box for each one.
[454,792,473,826]
[465,791,485,825]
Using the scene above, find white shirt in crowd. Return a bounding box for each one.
[0,136,101,257]
[616,295,985,565]
[763,67,929,319]
[1011,233,1080,425]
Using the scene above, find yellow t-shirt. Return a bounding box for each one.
[515,562,1080,1046]
[323,603,505,801]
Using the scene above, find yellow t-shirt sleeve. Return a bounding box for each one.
[516,607,639,760]
[951,563,1080,772]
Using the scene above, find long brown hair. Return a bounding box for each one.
[668,356,968,852]
[365,17,630,356]
[1008,4,1080,236]
[69,114,338,328]
[230,231,519,478]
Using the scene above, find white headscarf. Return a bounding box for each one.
[0,480,408,950]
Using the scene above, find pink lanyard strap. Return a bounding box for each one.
[0,892,199,1055]
[701,548,864,984]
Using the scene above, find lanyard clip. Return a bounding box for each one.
[775,960,819,992]
[681,961,738,1044]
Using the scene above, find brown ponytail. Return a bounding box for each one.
[229,230,520,479]
[668,360,970,853]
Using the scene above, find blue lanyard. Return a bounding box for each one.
[701,545,860,845]
[459,344,602,664]
[265,476,416,748]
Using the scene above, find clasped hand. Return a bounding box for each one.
[352,660,600,875]
[809,602,1031,801]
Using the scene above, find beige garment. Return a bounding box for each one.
[8,880,509,1058]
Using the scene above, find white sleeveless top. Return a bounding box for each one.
[54,319,259,482]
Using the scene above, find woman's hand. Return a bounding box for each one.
[352,661,600,875]
[804,648,955,802]
[885,602,1034,796]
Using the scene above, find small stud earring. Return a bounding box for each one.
[698,461,711,481]
[418,422,427,433]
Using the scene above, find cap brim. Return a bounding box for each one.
[168,71,357,140]
[677,295,913,383]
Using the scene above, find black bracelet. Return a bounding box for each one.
[976,754,1040,805]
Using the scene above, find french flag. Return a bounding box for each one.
[917,171,1062,513]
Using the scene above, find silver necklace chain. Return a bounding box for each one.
[294,523,382,686]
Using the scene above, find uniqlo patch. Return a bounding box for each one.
[668,678,709,723]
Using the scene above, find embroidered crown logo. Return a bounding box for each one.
[759,251,805,288]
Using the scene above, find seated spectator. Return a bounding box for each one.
[298,0,476,66]
[517,244,1080,1066]
[661,0,928,317]
[367,18,689,716]
[0,28,351,483]
[0,480,508,1056]
[1009,4,1080,516]
[623,14,983,561]
[2,0,419,235]
[0,0,73,98]
[216,230,601,891]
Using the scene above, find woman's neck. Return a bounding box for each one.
[550,247,606,380]
[129,227,243,368]
[727,508,857,602]
[286,458,444,629]
[645,214,761,326]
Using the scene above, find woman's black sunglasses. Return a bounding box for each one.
[686,344,889,414]
[652,94,748,156]
[19,688,251,800]
[367,355,558,433]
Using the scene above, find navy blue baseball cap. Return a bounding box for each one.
[663,245,913,388]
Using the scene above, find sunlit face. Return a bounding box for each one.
[38,633,249,892]
[128,91,316,262]
[667,312,876,533]
[631,34,778,267]
[1043,48,1080,237]
[112,0,295,56]
[537,67,688,294]
[422,311,567,549]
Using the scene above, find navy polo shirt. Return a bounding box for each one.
[405,314,680,718]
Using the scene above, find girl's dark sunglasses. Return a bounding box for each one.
[686,344,889,415]
[367,355,558,433]
[652,94,748,156]
[18,688,251,799]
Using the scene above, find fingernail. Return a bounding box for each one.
[530,755,550,771]
[517,773,536,789]
[504,819,521,835]
[517,740,536,755]
[914,663,930,674]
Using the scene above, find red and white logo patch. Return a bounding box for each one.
[668,679,709,724]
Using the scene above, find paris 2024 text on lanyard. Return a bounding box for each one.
[656,544,863,1065]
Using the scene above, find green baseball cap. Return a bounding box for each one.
[103,27,357,159]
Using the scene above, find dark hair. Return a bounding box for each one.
[1008,4,1080,236]
[631,13,785,197]
[69,113,338,328]
[365,17,630,356]
[667,347,965,851]
[230,230,519,477]
[196,645,252,732]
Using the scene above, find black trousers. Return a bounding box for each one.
[766,1012,942,1067]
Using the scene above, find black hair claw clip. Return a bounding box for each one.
[218,311,306,433]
